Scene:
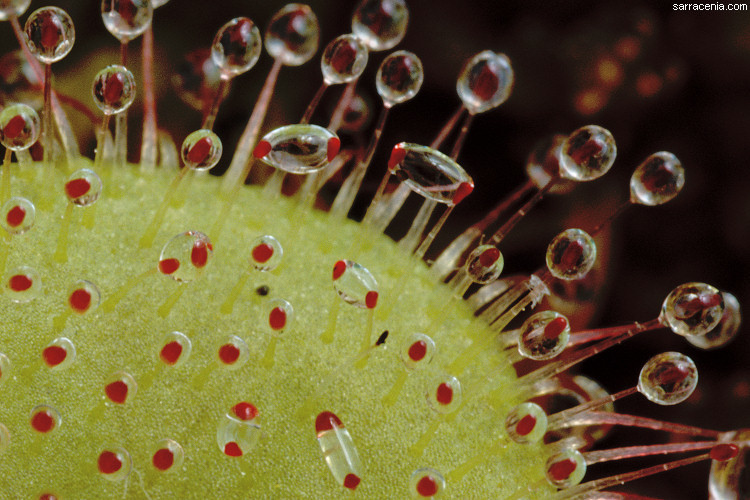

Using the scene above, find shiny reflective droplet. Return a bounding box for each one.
[630,151,684,206]
[92,65,136,115]
[637,351,698,405]
[158,331,192,367]
[181,129,222,171]
[660,282,724,338]
[265,3,319,66]
[339,93,370,133]
[103,371,137,405]
[409,467,445,498]
[216,335,249,369]
[266,298,293,334]
[465,245,504,284]
[425,375,461,414]
[504,402,548,444]
[352,0,408,51]
[5,266,41,303]
[217,402,261,457]
[687,292,741,350]
[0,0,31,21]
[332,259,378,309]
[1,197,35,235]
[0,103,40,151]
[64,169,102,207]
[401,333,435,370]
[211,17,262,78]
[30,404,61,433]
[376,50,423,107]
[456,50,514,114]
[315,411,363,490]
[321,34,369,85]
[158,231,213,282]
[249,234,283,271]
[24,7,75,64]
[254,124,340,174]
[67,280,101,315]
[545,449,586,488]
[559,125,617,182]
[151,438,184,472]
[101,0,153,42]
[97,447,132,482]
[42,337,75,370]
[545,228,597,281]
[518,311,570,361]
[388,143,474,205]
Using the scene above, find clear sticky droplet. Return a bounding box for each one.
[321,34,369,85]
[376,50,423,107]
[67,280,101,315]
[559,125,617,182]
[5,266,42,303]
[0,423,9,454]
[97,446,132,481]
[43,337,75,370]
[331,259,378,309]
[158,331,192,367]
[151,438,184,472]
[545,448,586,488]
[158,231,213,282]
[687,292,741,350]
[1,197,35,235]
[0,0,31,21]
[504,402,548,444]
[545,228,597,281]
[249,235,283,271]
[29,404,61,434]
[211,17,262,78]
[216,335,249,370]
[0,103,40,151]
[64,169,102,207]
[660,282,724,338]
[339,94,370,133]
[217,404,261,457]
[425,375,462,414]
[630,151,685,206]
[637,351,698,405]
[315,411,363,490]
[409,467,445,498]
[24,7,75,64]
[525,134,576,194]
[351,0,408,51]
[518,311,570,361]
[103,371,137,405]
[255,124,340,174]
[173,49,224,112]
[456,50,514,115]
[92,65,136,115]
[265,3,319,66]
[388,143,473,205]
[266,298,293,334]
[400,333,435,370]
[101,0,153,43]
[181,129,222,171]
[465,245,504,284]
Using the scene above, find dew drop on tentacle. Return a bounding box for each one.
[66,280,101,315]
[465,245,504,284]
[545,448,587,488]
[518,311,571,361]
[687,291,741,350]
[0,104,40,151]
[65,169,102,207]
[101,0,153,43]
[401,333,435,370]
[545,228,597,281]
[266,298,293,334]
[103,371,138,405]
[409,468,446,498]
[558,125,617,182]
[659,282,724,337]
[151,438,184,472]
[5,265,41,303]
[217,402,261,457]
[709,429,750,498]
[456,50,514,115]
[97,446,132,482]
[23,7,75,64]
[211,17,262,78]
[181,129,222,171]
[0,0,31,21]
[250,235,283,271]
[376,50,423,107]
[158,231,213,282]
[42,337,75,370]
[1,197,35,235]
[332,259,378,309]
[29,404,61,434]
[315,411,363,490]
[254,124,340,174]
[158,331,192,367]
[425,375,462,414]
[637,351,698,405]
[265,3,319,66]
[216,335,249,370]
[321,34,369,85]
[630,151,684,206]
[352,0,409,51]
[504,402,548,444]
[92,65,136,115]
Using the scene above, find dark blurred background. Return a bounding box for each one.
[3,1,750,498]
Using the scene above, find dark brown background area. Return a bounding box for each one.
[3,1,750,498]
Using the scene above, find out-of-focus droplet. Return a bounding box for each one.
[101,0,153,43]
[630,151,684,206]
[321,34,368,85]
[456,50,514,114]
[352,0,408,51]
[211,17,262,78]
[0,0,31,21]
[173,49,225,112]
[558,125,617,182]
[687,292,741,350]
[265,3,319,66]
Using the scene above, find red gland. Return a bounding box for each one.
[42,346,67,367]
[436,383,453,405]
[98,451,122,474]
[6,205,25,227]
[191,241,209,268]
[160,341,183,365]
[408,340,427,362]
[105,380,129,404]
[470,62,500,101]
[65,178,91,200]
[159,258,180,275]
[365,291,378,309]
[69,289,92,312]
[253,140,272,159]
[343,473,361,490]
[3,115,26,139]
[515,414,537,436]
[332,260,346,280]
[710,443,739,462]
[9,274,32,292]
[327,137,341,163]
[232,402,259,421]
[544,317,568,339]
[31,410,55,433]
[269,307,287,331]
[223,442,243,457]
[103,73,125,105]
[219,344,240,364]
[315,411,343,434]
[187,137,213,165]
[252,243,274,264]
[548,458,577,481]
[152,448,174,471]
[416,475,438,496]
